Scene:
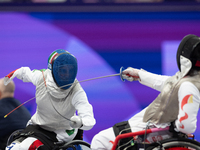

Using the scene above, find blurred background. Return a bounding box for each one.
[0,0,200,144]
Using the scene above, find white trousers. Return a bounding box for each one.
[91,108,169,150]
[90,108,147,150]
[6,137,43,150]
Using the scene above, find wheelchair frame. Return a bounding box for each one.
[57,140,91,150]
[6,129,91,150]
[111,127,200,150]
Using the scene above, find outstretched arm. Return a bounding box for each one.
[122,67,170,91]
[4,67,43,86]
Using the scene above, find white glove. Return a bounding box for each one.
[122,67,140,82]
[69,116,83,129]
[4,69,19,85]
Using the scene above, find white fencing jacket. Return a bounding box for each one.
[4,67,96,141]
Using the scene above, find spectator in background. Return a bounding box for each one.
[0,78,31,150]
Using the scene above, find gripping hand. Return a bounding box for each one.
[70,116,83,129]
[122,67,140,81]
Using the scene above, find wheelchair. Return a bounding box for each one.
[6,129,91,150]
[111,127,200,150]
[56,140,91,150]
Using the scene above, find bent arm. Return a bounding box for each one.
[175,82,200,134]
[72,89,96,130]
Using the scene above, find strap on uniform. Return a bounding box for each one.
[113,121,133,149]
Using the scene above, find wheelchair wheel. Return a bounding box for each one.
[58,140,91,150]
[6,129,24,146]
[146,138,200,150]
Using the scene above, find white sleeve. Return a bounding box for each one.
[72,89,96,130]
[138,70,170,92]
[4,67,42,86]
[175,82,200,134]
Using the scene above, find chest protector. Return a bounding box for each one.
[33,70,82,131]
[143,71,200,124]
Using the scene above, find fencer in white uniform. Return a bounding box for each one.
[91,34,200,150]
[5,49,96,150]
